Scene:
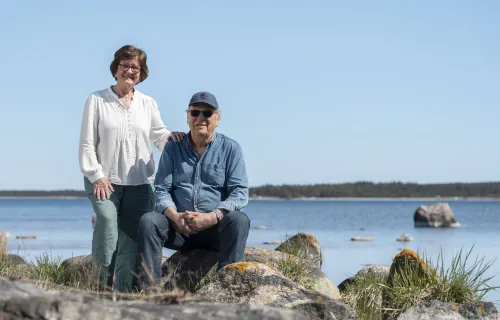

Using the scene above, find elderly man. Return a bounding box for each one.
[137,91,250,289]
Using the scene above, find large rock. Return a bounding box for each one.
[356,264,390,278]
[387,249,435,286]
[0,277,308,320]
[1,254,26,266]
[338,264,389,293]
[414,203,460,228]
[163,246,340,299]
[61,254,99,285]
[243,247,340,299]
[162,249,219,292]
[197,262,355,320]
[397,300,500,320]
[276,233,322,269]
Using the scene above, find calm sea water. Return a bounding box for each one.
[1,198,499,303]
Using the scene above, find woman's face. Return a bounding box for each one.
[116,57,141,86]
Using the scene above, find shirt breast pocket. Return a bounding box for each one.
[204,163,226,187]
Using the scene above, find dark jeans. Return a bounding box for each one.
[137,211,250,288]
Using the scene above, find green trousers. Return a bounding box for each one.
[84,177,154,292]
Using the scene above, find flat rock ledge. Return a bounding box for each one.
[0,277,308,320]
[397,300,500,320]
[197,262,355,320]
[162,246,340,300]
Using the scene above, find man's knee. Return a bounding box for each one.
[138,211,161,237]
[223,211,250,231]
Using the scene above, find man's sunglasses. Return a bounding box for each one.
[189,110,215,118]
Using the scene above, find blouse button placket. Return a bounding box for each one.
[127,111,132,138]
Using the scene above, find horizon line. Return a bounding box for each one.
[1,180,500,192]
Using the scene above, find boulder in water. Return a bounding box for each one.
[414,203,460,228]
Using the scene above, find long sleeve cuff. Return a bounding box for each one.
[87,171,105,184]
[155,199,177,215]
[217,200,242,213]
[157,132,171,152]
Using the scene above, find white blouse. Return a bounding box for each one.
[79,87,171,186]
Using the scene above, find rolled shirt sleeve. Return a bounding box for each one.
[217,143,249,212]
[154,142,177,214]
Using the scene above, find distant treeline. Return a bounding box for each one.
[0,190,86,197]
[248,182,500,199]
[1,182,500,198]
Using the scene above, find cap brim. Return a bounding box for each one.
[189,100,218,109]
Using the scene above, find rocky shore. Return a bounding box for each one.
[1,227,499,319]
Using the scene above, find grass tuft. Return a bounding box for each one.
[342,247,499,320]
[272,238,319,290]
[342,272,386,320]
[27,253,70,286]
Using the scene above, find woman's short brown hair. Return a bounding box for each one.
[110,45,149,83]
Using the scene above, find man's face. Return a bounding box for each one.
[187,103,220,137]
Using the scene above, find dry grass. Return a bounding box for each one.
[272,239,319,290]
[0,252,200,304]
[342,272,386,320]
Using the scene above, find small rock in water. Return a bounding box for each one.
[351,236,374,242]
[262,240,282,245]
[254,225,268,230]
[396,233,414,242]
[16,235,37,239]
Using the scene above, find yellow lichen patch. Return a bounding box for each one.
[391,249,432,273]
[301,233,319,244]
[392,249,424,264]
[478,305,484,313]
[265,264,279,272]
[225,262,264,274]
[452,305,460,311]
[317,295,323,302]
[388,248,439,286]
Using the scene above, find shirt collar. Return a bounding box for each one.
[184,131,218,148]
[107,86,138,101]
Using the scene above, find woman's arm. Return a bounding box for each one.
[149,99,172,151]
[79,94,104,183]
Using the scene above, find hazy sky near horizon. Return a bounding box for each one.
[0,1,499,190]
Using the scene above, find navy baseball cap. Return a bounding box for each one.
[189,91,219,109]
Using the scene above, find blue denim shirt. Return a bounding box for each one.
[154,132,249,214]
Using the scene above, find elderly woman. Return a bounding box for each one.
[79,45,182,292]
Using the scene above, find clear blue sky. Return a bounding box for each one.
[0,1,498,190]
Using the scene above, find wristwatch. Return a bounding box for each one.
[215,209,224,222]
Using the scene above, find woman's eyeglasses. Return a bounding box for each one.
[119,64,141,73]
[189,110,215,118]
